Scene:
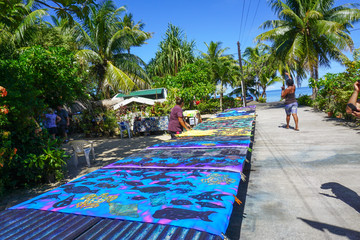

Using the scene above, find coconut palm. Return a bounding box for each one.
[241,44,282,100]
[148,24,195,77]
[121,13,151,54]
[201,41,229,97]
[74,0,151,99]
[0,0,48,47]
[202,41,239,111]
[256,0,360,97]
[218,57,240,111]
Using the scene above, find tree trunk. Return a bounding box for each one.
[311,65,319,99]
[220,80,223,112]
[314,64,319,98]
[263,86,267,98]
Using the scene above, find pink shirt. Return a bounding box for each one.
[168,105,183,132]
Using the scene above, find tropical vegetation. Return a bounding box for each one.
[256,0,360,97]
[1,0,359,196]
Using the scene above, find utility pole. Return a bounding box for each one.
[237,41,246,107]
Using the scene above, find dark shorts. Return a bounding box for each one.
[48,127,57,135]
[58,124,67,136]
[168,131,181,139]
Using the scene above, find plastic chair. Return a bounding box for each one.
[118,121,132,138]
[69,140,95,168]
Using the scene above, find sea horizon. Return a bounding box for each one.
[265,86,313,103]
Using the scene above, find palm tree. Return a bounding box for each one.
[148,24,195,77]
[0,0,48,48]
[121,13,151,54]
[201,41,228,98]
[242,44,282,100]
[202,41,238,111]
[74,0,151,98]
[256,0,360,97]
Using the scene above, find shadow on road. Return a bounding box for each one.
[320,182,360,213]
[298,218,360,240]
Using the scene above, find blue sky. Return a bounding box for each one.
[121,0,360,91]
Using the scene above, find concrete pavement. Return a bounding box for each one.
[237,103,360,240]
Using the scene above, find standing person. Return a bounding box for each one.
[45,108,61,140]
[196,112,203,124]
[346,80,360,118]
[56,105,70,142]
[168,97,191,139]
[281,72,299,131]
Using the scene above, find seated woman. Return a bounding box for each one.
[168,97,191,139]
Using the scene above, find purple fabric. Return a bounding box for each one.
[168,105,183,132]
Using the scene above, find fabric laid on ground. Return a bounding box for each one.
[9,106,256,238]
[103,148,247,173]
[147,139,250,149]
[177,112,255,138]
[193,119,254,130]
[10,168,240,236]
[177,128,252,138]
[207,115,255,121]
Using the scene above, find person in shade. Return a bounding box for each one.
[168,97,191,139]
[281,72,299,131]
[45,108,61,140]
[56,105,70,142]
[346,80,360,118]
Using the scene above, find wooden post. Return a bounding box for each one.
[237,41,246,107]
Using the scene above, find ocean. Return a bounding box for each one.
[265,86,313,103]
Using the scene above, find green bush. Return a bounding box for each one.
[0,46,88,193]
[80,108,118,137]
[196,100,219,114]
[297,95,312,106]
[310,72,354,118]
[258,96,266,103]
[23,139,69,183]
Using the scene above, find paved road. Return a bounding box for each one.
[239,103,360,240]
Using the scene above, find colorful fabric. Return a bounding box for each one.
[103,148,247,172]
[194,119,254,130]
[183,110,199,117]
[10,105,256,238]
[176,129,217,137]
[11,169,240,236]
[126,147,248,159]
[148,139,250,149]
[177,128,252,138]
[134,116,169,132]
[206,115,254,121]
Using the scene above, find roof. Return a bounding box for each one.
[113,97,166,110]
[113,88,164,99]
[0,209,221,240]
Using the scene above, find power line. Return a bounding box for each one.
[238,0,247,41]
[248,0,261,42]
[241,0,253,44]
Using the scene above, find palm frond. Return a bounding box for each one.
[14,8,48,42]
[105,61,136,94]
[75,49,103,65]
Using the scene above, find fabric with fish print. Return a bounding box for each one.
[10,168,240,236]
[10,106,255,237]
